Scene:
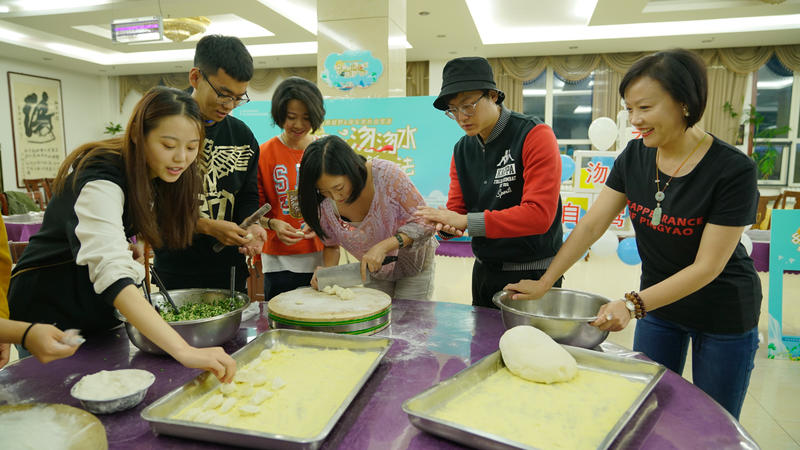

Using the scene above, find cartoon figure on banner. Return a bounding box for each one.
[321,50,383,91]
[23,91,56,143]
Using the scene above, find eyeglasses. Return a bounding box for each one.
[445,94,486,120]
[200,71,250,108]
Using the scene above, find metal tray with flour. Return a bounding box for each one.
[403,346,665,450]
[141,329,392,449]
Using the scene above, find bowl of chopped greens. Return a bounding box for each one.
[117,289,250,355]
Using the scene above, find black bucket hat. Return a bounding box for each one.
[433,56,505,111]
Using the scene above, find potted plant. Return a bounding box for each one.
[724,102,791,180]
[104,121,123,136]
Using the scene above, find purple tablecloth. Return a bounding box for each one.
[0,299,758,449]
[4,221,42,242]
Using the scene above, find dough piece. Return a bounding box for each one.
[499,325,577,384]
[219,397,237,414]
[195,410,215,423]
[219,383,236,395]
[234,370,251,384]
[322,285,335,294]
[338,287,355,300]
[250,389,273,405]
[239,404,260,415]
[237,384,254,397]
[272,376,286,390]
[203,393,224,409]
[182,407,201,421]
[251,373,268,387]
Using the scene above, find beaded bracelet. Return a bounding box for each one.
[21,323,37,351]
[625,292,647,319]
[394,233,405,249]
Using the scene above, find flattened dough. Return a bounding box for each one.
[269,287,390,321]
[499,325,577,384]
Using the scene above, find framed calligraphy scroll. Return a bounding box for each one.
[7,72,67,188]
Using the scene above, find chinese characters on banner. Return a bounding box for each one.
[7,72,67,187]
[561,151,630,233]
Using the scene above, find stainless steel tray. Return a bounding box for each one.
[402,346,665,450]
[141,329,392,449]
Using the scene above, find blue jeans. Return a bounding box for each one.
[633,313,758,420]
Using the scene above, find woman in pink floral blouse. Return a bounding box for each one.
[298,135,437,300]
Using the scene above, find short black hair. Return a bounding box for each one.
[298,135,367,240]
[619,48,707,129]
[271,77,326,133]
[193,35,254,82]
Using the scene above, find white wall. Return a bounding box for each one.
[0,57,111,191]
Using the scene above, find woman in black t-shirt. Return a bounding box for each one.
[505,49,760,420]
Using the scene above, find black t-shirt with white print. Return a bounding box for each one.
[605,135,761,333]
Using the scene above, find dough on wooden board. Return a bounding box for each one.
[499,325,577,384]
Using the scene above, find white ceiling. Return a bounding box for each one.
[0,0,798,76]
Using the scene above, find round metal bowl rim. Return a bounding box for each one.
[492,287,609,321]
[117,290,249,325]
[69,370,155,402]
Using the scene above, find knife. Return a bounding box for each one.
[316,255,398,290]
[212,203,273,252]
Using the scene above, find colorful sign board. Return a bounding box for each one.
[767,209,800,360]
[320,50,383,91]
[233,96,462,208]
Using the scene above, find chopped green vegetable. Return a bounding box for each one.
[159,297,245,322]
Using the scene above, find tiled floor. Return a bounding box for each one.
[432,254,800,449]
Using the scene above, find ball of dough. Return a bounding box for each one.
[499,325,577,384]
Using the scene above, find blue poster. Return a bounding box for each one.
[768,209,800,360]
[233,96,463,207]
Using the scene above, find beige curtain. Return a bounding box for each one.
[591,62,624,122]
[488,58,524,112]
[550,54,601,82]
[406,61,429,96]
[698,64,749,144]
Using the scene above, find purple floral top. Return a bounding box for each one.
[318,158,437,281]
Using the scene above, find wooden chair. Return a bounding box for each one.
[0,193,8,216]
[9,241,28,264]
[22,178,54,210]
[779,190,800,209]
[754,193,783,230]
[247,257,265,302]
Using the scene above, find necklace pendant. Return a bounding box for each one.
[652,205,662,226]
[654,191,665,202]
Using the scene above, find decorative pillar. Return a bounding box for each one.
[317,0,407,98]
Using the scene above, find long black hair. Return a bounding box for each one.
[298,135,367,240]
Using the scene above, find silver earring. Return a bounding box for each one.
[683,107,689,117]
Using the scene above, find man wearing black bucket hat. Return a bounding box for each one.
[416,56,563,308]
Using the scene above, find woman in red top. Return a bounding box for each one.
[257,77,325,299]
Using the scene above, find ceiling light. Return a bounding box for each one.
[16,0,112,11]
[45,42,106,62]
[0,6,10,13]
[163,17,210,42]
[757,79,793,89]
[573,105,592,114]
[523,89,546,97]
[0,27,27,42]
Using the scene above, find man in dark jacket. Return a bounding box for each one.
[416,57,562,308]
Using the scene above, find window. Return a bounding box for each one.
[522,72,546,120]
[552,73,594,140]
[522,68,594,153]
[755,58,792,139]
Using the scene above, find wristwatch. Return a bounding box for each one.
[624,300,637,319]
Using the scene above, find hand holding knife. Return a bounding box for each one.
[212,203,272,253]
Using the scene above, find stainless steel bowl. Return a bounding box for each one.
[492,287,610,348]
[117,289,249,355]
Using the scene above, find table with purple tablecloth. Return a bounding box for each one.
[3,213,43,242]
[0,299,758,449]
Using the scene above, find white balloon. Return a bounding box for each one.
[740,232,753,256]
[588,117,617,151]
[590,230,619,259]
